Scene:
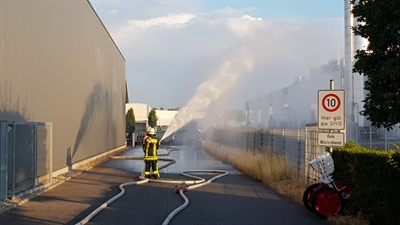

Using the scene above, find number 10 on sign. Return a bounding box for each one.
[318,90,345,130]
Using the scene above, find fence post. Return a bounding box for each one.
[253,129,256,153]
[369,126,372,150]
[260,129,264,150]
[282,129,285,157]
[271,129,274,150]
[0,121,8,201]
[33,124,38,188]
[297,129,301,180]
[246,129,249,152]
[385,130,388,151]
[12,122,16,198]
[48,123,53,185]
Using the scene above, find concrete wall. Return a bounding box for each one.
[0,0,126,171]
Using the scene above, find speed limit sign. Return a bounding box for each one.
[318,90,345,130]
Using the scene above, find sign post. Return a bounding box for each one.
[317,80,345,148]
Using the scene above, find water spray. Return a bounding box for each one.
[161,49,254,141]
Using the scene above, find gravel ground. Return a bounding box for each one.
[0,147,129,214]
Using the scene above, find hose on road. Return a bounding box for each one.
[75,147,228,225]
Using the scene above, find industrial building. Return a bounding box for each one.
[246,59,343,129]
[246,0,376,143]
[0,0,127,175]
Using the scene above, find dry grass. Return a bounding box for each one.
[327,212,369,225]
[271,179,307,205]
[202,141,291,184]
[202,140,370,225]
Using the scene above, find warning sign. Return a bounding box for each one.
[318,90,345,130]
[317,132,345,147]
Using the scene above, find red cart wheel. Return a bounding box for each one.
[333,181,353,214]
[303,183,322,213]
[311,187,344,220]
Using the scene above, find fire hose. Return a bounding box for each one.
[75,148,228,225]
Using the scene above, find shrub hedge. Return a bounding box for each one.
[332,141,400,225]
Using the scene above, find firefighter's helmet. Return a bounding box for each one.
[148,128,156,135]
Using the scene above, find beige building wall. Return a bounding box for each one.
[125,103,180,129]
[125,103,152,122]
[0,0,126,170]
[155,110,178,128]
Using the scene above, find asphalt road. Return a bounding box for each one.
[0,145,329,225]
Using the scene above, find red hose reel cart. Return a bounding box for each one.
[303,152,353,220]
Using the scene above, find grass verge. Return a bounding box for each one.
[201,140,369,225]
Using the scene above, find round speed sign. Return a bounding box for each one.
[322,93,341,112]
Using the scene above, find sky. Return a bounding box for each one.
[89,0,345,111]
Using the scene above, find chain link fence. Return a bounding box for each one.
[352,126,400,150]
[204,124,399,186]
[0,121,52,200]
[206,125,326,185]
[304,124,327,185]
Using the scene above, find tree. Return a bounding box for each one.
[126,108,135,133]
[148,108,158,128]
[351,0,400,129]
[125,108,135,146]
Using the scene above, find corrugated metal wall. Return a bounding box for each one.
[0,0,126,171]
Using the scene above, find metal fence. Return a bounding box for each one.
[0,121,52,200]
[351,125,400,150]
[207,125,326,185]
[206,124,400,186]
[304,124,327,185]
[0,121,8,201]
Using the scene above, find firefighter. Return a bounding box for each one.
[142,127,160,179]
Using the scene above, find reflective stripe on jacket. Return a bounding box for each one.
[144,137,159,160]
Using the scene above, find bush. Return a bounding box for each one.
[332,141,400,225]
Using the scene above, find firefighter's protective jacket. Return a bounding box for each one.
[143,136,159,160]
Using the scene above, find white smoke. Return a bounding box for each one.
[161,48,254,141]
